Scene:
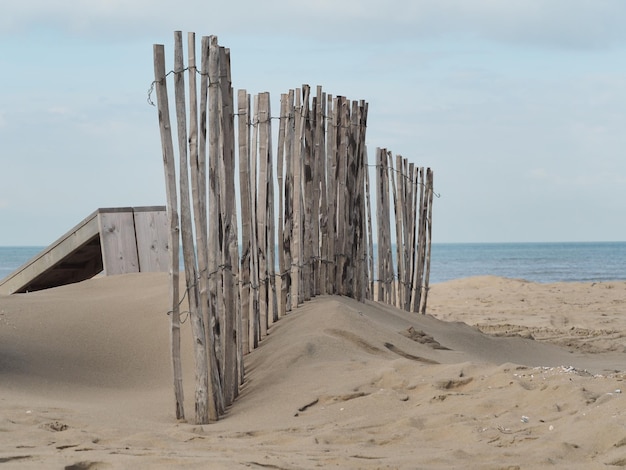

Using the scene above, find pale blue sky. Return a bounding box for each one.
[1,1,625,245]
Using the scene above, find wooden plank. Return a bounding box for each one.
[0,209,102,295]
[133,208,168,272]
[153,43,184,421]
[98,211,139,275]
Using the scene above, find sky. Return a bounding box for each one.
[1,0,626,245]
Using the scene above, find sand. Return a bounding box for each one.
[1,273,626,469]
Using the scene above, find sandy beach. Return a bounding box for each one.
[2,273,626,469]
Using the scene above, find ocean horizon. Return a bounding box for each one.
[1,241,625,286]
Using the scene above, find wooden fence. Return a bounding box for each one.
[152,32,435,424]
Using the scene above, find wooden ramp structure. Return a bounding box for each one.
[0,206,169,295]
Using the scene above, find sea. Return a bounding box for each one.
[1,242,625,285]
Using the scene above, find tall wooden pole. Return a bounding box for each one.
[256,93,269,337]
[326,95,337,295]
[153,43,184,421]
[364,147,375,300]
[249,94,261,348]
[276,93,288,318]
[419,169,434,315]
[217,46,240,407]
[317,88,329,296]
[282,91,295,313]
[207,35,225,416]
[173,31,210,424]
[237,89,251,355]
[198,35,223,421]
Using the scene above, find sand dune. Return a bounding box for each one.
[2,273,626,468]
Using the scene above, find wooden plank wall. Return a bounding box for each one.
[152,32,435,425]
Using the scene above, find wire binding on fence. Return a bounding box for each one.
[148,66,218,106]
[366,164,441,198]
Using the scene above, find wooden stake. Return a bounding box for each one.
[276,93,288,318]
[173,32,210,424]
[419,169,434,315]
[256,93,269,337]
[364,146,375,300]
[237,89,251,356]
[326,95,337,295]
[195,35,220,422]
[282,90,295,313]
[291,87,308,310]
[207,35,225,416]
[317,88,329,296]
[249,94,260,349]
[153,43,184,422]
[217,46,239,407]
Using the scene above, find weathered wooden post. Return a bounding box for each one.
[237,89,252,355]
[256,91,278,334]
[216,45,240,407]
[303,88,314,302]
[334,96,348,295]
[316,87,329,296]
[173,31,210,424]
[193,35,221,422]
[311,86,325,296]
[364,147,375,300]
[325,95,338,295]
[153,43,184,421]
[276,93,288,318]
[411,167,426,312]
[206,36,225,416]
[281,90,295,313]
[290,87,308,310]
[419,168,434,315]
[256,93,269,338]
[249,94,261,349]
[389,153,403,308]
[355,101,369,302]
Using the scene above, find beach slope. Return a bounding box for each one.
[1,273,626,468]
